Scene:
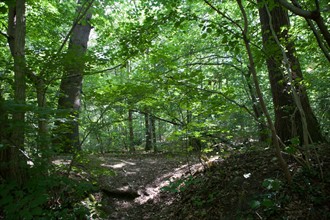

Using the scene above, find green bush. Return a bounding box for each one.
[0,172,97,219]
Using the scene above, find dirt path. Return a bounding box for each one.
[96,153,201,219]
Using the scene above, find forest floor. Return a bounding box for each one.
[77,144,330,220]
[93,152,202,219]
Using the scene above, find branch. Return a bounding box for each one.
[305,18,330,62]
[288,0,330,54]
[196,86,257,120]
[278,0,314,18]
[132,109,183,126]
[170,77,257,121]
[203,0,243,32]
[186,62,243,72]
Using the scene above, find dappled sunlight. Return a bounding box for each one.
[102,162,126,169]
[52,158,71,166]
[135,161,199,205]
[114,200,133,209]
[97,153,201,218]
[101,159,136,169]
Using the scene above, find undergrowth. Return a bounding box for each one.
[0,153,111,220]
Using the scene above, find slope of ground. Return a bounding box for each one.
[75,144,330,219]
[151,146,330,220]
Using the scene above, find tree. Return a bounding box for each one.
[128,109,136,152]
[237,0,292,182]
[257,0,324,145]
[144,112,152,151]
[0,0,28,184]
[53,0,93,153]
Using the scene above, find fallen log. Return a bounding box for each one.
[101,188,140,200]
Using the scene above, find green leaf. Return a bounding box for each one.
[250,200,260,209]
[284,146,297,154]
[174,21,181,28]
[201,33,208,39]
[222,36,228,44]
[262,178,281,191]
[261,198,274,208]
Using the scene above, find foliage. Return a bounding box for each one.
[0,0,329,218]
[250,178,283,217]
[248,167,330,219]
[0,170,99,219]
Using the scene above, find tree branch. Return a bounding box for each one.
[203,0,243,32]
[278,0,314,18]
[132,109,183,126]
[305,18,330,62]
[279,0,330,49]
[170,77,258,121]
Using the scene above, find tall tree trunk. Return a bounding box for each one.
[151,115,157,152]
[257,0,323,144]
[145,112,152,151]
[128,109,135,152]
[35,79,49,150]
[26,72,49,151]
[53,0,93,153]
[0,0,27,184]
[237,0,292,183]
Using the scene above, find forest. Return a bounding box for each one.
[0,0,329,219]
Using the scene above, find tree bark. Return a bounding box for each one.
[35,79,49,150]
[53,0,93,153]
[0,0,27,184]
[128,109,135,152]
[151,115,157,152]
[257,0,323,144]
[25,71,49,151]
[145,112,152,151]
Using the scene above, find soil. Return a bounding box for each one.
[74,144,330,220]
[94,152,203,219]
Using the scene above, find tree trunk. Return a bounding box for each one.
[145,112,152,151]
[0,0,27,184]
[36,79,49,151]
[151,115,157,152]
[237,0,292,183]
[257,0,323,144]
[53,0,93,153]
[128,110,135,152]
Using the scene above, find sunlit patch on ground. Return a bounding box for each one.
[96,153,202,219]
